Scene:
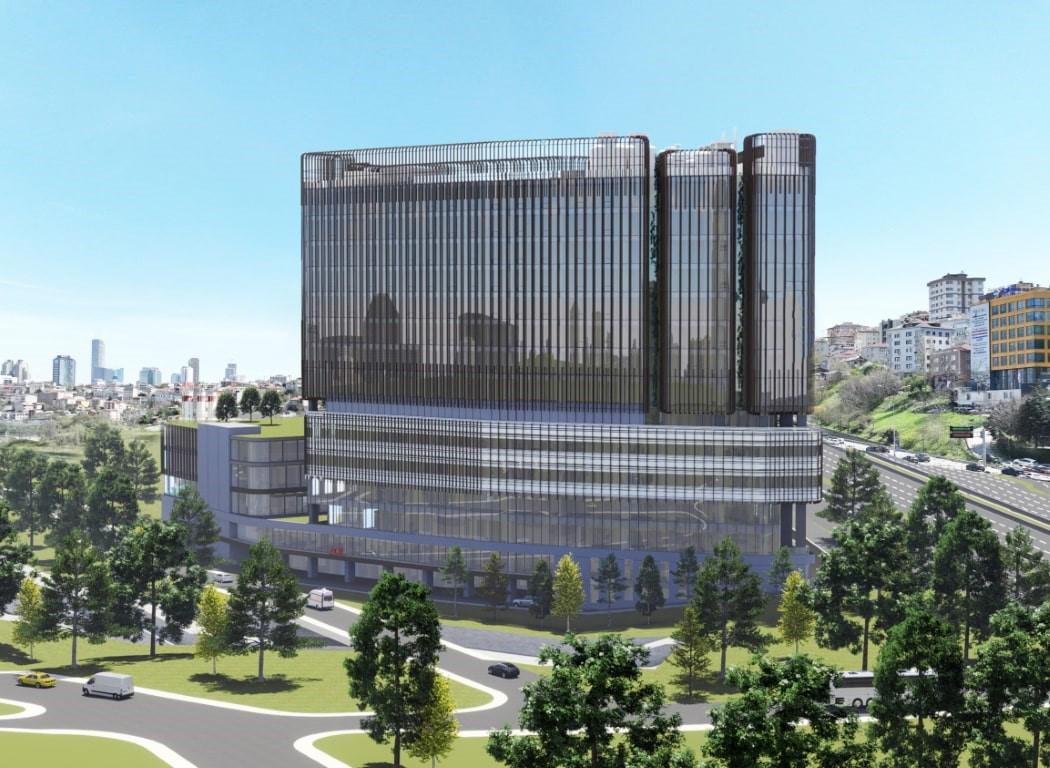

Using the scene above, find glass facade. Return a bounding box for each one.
[742,133,816,415]
[302,137,650,418]
[295,134,819,596]
[657,147,737,415]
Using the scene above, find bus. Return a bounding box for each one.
[830,669,927,712]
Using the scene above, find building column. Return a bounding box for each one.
[343,560,354,584]
[794,503,807,548]
[308,503,321,525]
[307,556,318,579]
[422,569,434,588]
[779,503,793,548]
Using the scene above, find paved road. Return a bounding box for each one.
[810,443,1050,556]
[0,602,712,768]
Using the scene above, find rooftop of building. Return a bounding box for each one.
[927,272,985,286]
[168,415,304,438]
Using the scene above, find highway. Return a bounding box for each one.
[809,439,1050,556]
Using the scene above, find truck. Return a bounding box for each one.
[307,588,334,610]
[82,673,134,700]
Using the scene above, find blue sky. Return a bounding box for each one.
[1,1,1048,383]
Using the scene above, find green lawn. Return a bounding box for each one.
[0,623,488,713]
[0,733,170,767]
[239,415,304,437]
[336,599,679,640]
[315,731,708,768]
[0,702,25,716]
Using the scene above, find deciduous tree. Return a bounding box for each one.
[259,390,282,425]
[226,539,305,681]
[215,392,238,422]
[693,538,767,682]
[347,572,442,768]
[239,387,261,422]
[441,546,468,618]
[487,635,692,768]
[407,674,458,768]
[40,530,112,668]
[552,554,584,632]
[195,585,230,674]
[705,655,846,768]
[592,553,626,626]
[635,554,665,625]
[110,519,204,656]
[778,570,815,655]
[12,577,46,660]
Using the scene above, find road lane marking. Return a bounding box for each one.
[0,727,196,768]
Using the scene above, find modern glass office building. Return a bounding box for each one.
[281,134,820,607]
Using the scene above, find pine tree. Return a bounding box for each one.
[2,449,48,549]
[226,539,306,681]
[670,604,714,699]
[693,538,767,682]
[169,485,220,568]
[527,559,553,620]
[552,554,584,633]
[767,545,794,596]
[12,577,46,660]
[125,439,160,503]
[478,552,508,610]
[672,546,700,600]
[904,475,967,584]
[83,466,139,549]
[635,555,665,625]
[778,571,815,655]
[592,554,626,627]
[0,500,32,611]
[407,674,459,768]
[823,448,891,524]
[441,546,468,618]
[195,585,229,674]
[1002,526,1050,608]
[40,530,113,668]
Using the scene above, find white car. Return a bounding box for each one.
[206,570,235,585]
[510,597,535,609]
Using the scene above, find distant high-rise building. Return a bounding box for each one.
[188,358,200,386]
[138,367,163,386]
[170,372,183,386]
[180,366,193,385]
[928,272,985,322]
[12,359,29,382]
[52,355,76,387]
[224,363,237,382]
[91,339,106,382]
[0,360,14,376]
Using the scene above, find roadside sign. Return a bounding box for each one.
[949,427,974,439]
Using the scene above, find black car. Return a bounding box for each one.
[865,445,889,454]
[965,462,986,472]
[487,662,520,679]
[1001,466,1021,476]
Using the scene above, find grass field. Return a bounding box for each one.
[0,733,170,767]
[0,622,489,713]
[0,702,25,716]
[314,730,708,768]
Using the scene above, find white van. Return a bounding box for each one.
[82,673,134,700]
[307,588,334,610]
[206,570,235,585]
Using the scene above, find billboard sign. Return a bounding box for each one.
[969,303,990,377]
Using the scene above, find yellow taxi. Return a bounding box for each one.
[16,672,56,689]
